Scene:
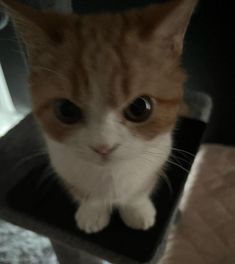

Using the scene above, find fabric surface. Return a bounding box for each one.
[0,220,57,264]
[160,144,235,264]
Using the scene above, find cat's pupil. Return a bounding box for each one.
[54,99,82,124]
[124,96,153,123]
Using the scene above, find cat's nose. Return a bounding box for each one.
[91,144,119,156]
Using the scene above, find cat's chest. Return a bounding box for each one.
[51,153,160,202]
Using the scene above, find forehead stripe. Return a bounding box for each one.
[155,97,181,106]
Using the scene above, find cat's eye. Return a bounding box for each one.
[54,99,82,124]
[124,96,153,123]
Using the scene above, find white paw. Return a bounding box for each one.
[119,198,156,230]
[75,203,111,234]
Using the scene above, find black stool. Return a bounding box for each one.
[0,115,206,264]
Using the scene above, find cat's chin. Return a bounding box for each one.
[87,156,116,166]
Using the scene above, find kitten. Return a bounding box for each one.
[2,0,197,233]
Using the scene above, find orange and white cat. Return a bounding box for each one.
[2,0,197,233]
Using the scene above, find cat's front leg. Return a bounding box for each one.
[119,197,156,230]
[75,200,111,234]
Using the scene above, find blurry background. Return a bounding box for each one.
[0,5,29,136]
[0,0,72,136]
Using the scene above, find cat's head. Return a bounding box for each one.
[2,0,197,165]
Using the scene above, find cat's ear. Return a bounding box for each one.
[134,0,198,54]
[0,0,64,57]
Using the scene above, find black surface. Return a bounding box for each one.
[182,0,235,146]
[7,118,206,263]
[73,0,167,14]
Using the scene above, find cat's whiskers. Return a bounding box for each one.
[70,146,92,159]
[31,66,68,81]
[172,148,195,157]
[166,159,190,173]
[142,150,190,174]
[170,154,192,165]
[136,155,174,195]
[144,145,194,166]
[160,170,174,197]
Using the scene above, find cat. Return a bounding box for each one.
[2,0,197,233]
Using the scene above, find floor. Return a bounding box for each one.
[0,220,57,264]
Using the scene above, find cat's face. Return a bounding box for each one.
[31,14,185,165]
[2,0,197,165]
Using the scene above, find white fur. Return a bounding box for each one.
[45,108,172,233]
[75,201,111,234]
[119,196,156,230]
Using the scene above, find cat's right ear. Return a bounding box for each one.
[129,0,198,55]
[0,0,64,58]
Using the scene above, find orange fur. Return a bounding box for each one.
[2,0,197,141]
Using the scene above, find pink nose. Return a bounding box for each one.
[92,144,118,156]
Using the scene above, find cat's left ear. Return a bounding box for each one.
[135,0,198,54]
[0,0,66,58]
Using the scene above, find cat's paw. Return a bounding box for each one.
[75,203,111,234]
[119,198,156,230]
